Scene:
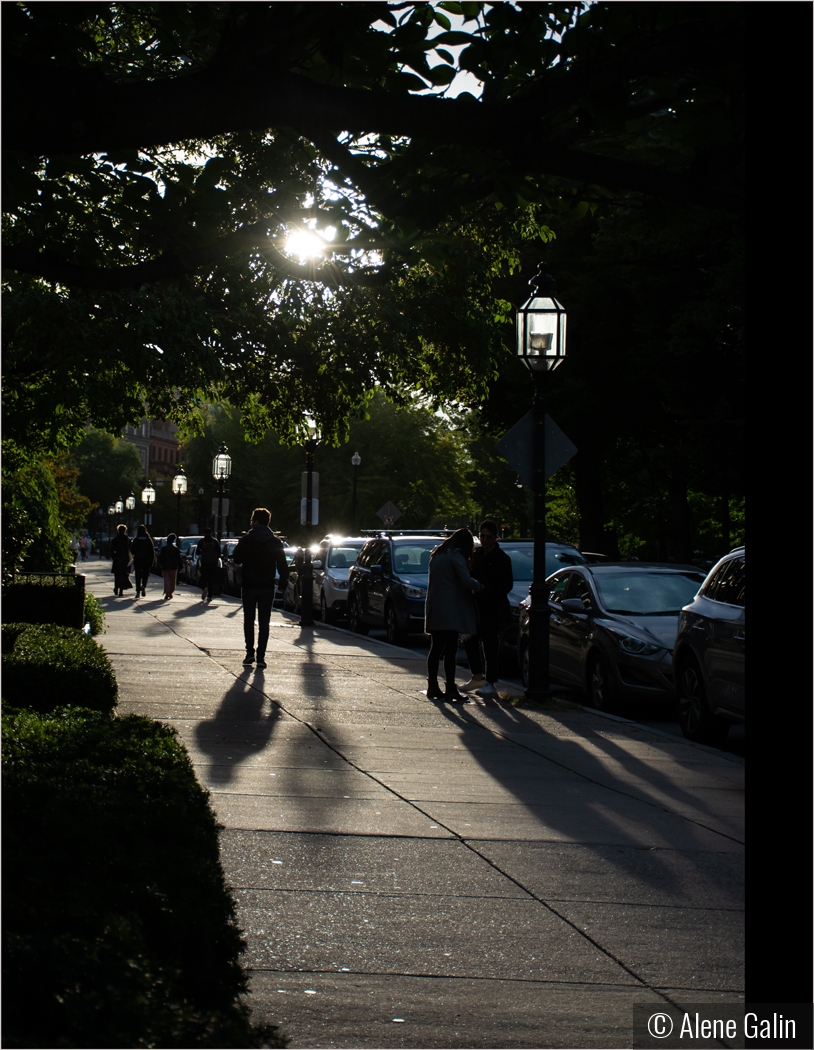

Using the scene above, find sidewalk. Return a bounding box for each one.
[85,561,744,1049]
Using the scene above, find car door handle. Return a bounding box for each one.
[734,633,745,642]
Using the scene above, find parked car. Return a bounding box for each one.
[518,562,706,710]
[151,537,167,575]
[347,533,449,645]
[500,541,589,648]
[183,543,201,588]
[176,535,203,581]
[221,538,242,596]
[673,547,745,744]
[312,537,366,623]
[278,546,301,607]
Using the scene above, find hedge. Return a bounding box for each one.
[1,623,117,713]
[2,706,286,1049]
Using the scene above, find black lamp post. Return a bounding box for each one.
[126,493,136,532]
[212,445,232,541]
[516,262,567,700]
[107,504,115,547]
[300,417,319,627]
[141,481,156,528]
[351,451,361,532]
[197,487,206,532]
[115,498,124,527]
[172,467,188,537]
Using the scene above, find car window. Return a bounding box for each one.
[548,573,572,603]
[502,546,535,581]
[546,547,588,575]
[567,573,593,609]
[328,545,362,569]
[594,571,705,614]
[392,541,437,575]
[706,557,745,607]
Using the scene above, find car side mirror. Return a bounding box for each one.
[370,564,383,576]
[562,598,590,615]
[312,558,323,569]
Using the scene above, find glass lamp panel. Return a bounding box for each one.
[212,453,232,480]
[126,496,136,510]
[141,485,156,504]
[115,500,124,513]
[173,473,188,494]
[517,295,567,370]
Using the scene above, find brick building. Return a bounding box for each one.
[121,418,182,478]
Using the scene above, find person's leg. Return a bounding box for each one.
[426,633,445,699]
[200,564,211,600]
[462,631,486,691]
[255,589,273,664]
[481,619,501,687]
[242,588,257,660]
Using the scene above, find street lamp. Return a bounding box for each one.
[126,493,136,532]
[172,467,188,537]
[516,262,567,700]
[197,487,206,532]
[141,481,156,528]
[351,451,361,532]
[212,444,232,541]
[107,504,115,547]
[115,497,124,525]
[300,417,319,627]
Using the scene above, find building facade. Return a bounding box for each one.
[121,419,181,478]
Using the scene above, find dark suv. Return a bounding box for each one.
[673,546,745,744]
[347,533,448,645]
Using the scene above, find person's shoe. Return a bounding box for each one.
[460,677,486,693]
[444,686,469,703]
[243,652,255,665]
[256,658,267,669]
[476,682,498,698]
[426,682,444,701]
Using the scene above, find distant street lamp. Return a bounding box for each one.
[107,504,115,546]
[126,493,136,532]
[516,262,567,701]
[212,445,232,541]
[300,417,319,628]
[172,467,188,537]
[141,481,156,528]
[115,497,124,526]
[351,451,361,532]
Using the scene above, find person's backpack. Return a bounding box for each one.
[200,539,220,565]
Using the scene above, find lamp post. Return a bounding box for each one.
[300,417,319,627]
[351,451,361,532]
[97,507,105,556]
[141,481,156,529]
[212,444,232,541]
[115,498,124,527]
[516,262,567,700]
[107,505,115,547]
[172,467,188,537]
[126,493,136,532]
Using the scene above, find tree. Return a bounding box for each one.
[67,427,144,514]
[2,442,72,572]
[3,2,744,449]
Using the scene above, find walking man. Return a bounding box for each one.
[197,527,222,603]
[461,519,513,697]
[233,507,289,669]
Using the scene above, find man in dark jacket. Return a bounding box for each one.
[197,527,222,603]
[461,519,513,697]
[233,507,289,668]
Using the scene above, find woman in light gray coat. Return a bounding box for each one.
[424,529,483,702]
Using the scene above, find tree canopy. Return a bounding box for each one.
[3,1,744,450]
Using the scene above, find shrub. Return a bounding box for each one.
[84,592,105,635]
[2,707,287,1049]
[1,623,117,713]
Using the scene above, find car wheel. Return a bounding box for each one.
[587,651,617,712]
[320,594,336,625]
[385,603,408,647]
[519,640,530,690]
[349,596,369,635]
[677,655,729,745]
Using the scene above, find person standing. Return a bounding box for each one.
[461,519,514,697]
[197,527,222,603]
[424,528,483,703]
[131,524,155,597]
[158,533,183,599]
[233,508,289,669]
[110,524,133,596]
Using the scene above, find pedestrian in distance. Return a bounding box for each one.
[233,507,289,670]
[110,524,133,596]
[79,534,89,562]
[130,523,155,597]
[424,528,484,703]
[158,533,183,599]
[461,519,514,698]
[197,527,222,603]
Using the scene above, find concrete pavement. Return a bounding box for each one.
[84,560,744,1048]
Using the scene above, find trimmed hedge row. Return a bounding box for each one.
[2,622,117,712]
[2,706,286,1049]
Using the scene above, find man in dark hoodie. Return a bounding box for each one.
[233,507,289,668]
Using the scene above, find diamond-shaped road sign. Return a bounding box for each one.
[495,411,577,490]
[377,501,402,526]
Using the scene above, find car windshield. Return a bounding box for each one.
[392,541,439,575]
[327,545,363,569]
[594,572,704,614]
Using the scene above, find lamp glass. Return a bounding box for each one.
[173,472,188,495]
[115,500,124,514]
[212,451,232,480]
[352,452,361,467]
[107,505,115,515]
[126,495,136,510]
[517,295,567,371]
[141,484,156,505]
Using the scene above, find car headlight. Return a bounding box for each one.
[333,579,349,589]
[402,585,426,599]
[611,632,662,656]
